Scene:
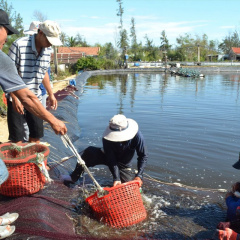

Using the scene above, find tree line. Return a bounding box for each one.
[1,0,240,62]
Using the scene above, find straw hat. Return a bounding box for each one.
[103,114,138,142]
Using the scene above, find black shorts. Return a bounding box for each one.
[7,99,43,142]
[70,146,133,183]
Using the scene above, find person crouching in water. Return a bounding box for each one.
[61,114,148,187]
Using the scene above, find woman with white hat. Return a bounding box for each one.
[61,114,148,187]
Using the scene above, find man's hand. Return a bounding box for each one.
[134,177,143,187]
[50,118,67,135]
[113,181,121,187]
[12,96,24,114]
[48,94,58,110]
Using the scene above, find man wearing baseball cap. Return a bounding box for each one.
[0,9,67,239]
[7,19,63,143]
[39,20,62,46]
[0,9,19,35]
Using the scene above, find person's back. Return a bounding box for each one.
[226,195,240,221]
[217,183,240,240]
[102,129,147,181]
[0,50,26,92]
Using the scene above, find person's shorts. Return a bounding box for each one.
[7,99,43,142]
[0,159,9,185]
[71,146,134,183]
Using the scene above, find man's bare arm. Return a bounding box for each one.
[14,88,67,135]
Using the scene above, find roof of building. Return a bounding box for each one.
[231,47,240,54]
[58,47,100,56]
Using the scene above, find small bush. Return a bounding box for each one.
[0,88,7,116]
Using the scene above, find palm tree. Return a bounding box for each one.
[67,36,77,47]
[60,32,68,46]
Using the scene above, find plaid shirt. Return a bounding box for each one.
[8,34,51,100]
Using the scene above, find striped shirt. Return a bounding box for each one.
[8,34,51,100]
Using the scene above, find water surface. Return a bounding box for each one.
[77,73,240,190]
[73,72,240,239]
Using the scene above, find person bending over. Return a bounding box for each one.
[61,114,148,187]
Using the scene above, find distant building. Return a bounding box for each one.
[229,47,240,61]
[51,47,100,65]
[52,52,84,64]
[58,47,100,57]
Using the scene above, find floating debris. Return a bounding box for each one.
[171,67,205,78]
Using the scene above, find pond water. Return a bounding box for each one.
[73,72,240,239]
[77,73,240,190]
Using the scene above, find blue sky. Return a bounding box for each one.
[8,0,240,47]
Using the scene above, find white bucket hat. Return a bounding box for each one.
[23,21,41,35]
[39,20,62,46]
[103,114,138,142]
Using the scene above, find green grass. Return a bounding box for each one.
[0,88,7,116]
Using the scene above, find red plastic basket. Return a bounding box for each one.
[0,143,50,197]
[85,180,147,228]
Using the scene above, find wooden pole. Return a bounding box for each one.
[53,46,58,75]
[197,45,200,63]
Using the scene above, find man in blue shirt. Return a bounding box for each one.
[0,9,67,239]
[216,183,240,240]
[224,182,240,222]
[61,114,148,187]
[0,9,67,183]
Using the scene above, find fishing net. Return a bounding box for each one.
[0,182,97,240]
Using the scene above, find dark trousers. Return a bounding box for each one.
[7,99,43,142]
[70,146,133,183]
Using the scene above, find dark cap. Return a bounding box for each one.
[233,153,240,169]
[0,9,19,35]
